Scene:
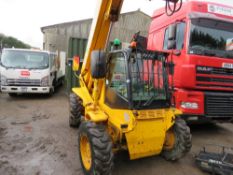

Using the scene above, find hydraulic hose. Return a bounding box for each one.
[165,0,183,16]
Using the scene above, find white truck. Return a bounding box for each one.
[0,48,66,96]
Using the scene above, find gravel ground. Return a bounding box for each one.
[0,88,232,175]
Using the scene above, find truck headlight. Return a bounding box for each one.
[41,76,49,86]
[181,102,198,109]
[1,75,7,86]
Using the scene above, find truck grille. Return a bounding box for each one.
[196,66,233,76]
[197,77,233,84]
[7,79,41,86]
[196,66,233,89]
[205,92,233,117]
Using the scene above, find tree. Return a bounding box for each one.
[0,33,31,51]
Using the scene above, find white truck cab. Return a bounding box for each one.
[0,48,65,96]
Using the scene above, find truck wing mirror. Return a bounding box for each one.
[167,40,176,50]
[168,61,175,75]
[72,56,80,72]
[91,50,106,79]
[168,24,177,40]
[167,24,177,50]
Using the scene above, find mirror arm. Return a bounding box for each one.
[174,50,181,56]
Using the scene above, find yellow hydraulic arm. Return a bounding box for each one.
[78,0,182,102]
[81,0,123,92]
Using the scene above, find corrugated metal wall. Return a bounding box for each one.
[41,11,151,54]
[109,11,151,42]
[41,11,152,94]
[42,19,92,53]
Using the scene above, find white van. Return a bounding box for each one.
[0,48,66,96]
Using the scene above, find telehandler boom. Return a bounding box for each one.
[69,0,192,174]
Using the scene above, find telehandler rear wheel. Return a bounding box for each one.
[69,93,84,128]
[162,117,192,161]
[78,122,114,175]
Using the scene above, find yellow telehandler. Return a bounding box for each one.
[69,0,192,174]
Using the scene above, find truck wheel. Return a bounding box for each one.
[8,93,17,97]
[69,93,84,128]
[78,122,113,175]
[161,117,192,161]
[48,87,54,96]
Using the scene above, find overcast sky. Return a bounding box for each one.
[0,0,232,48]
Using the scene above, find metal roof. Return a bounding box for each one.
[41,10,151,32]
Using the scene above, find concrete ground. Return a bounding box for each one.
[0,88,232,175]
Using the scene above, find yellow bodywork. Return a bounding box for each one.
[74,78,181,159]
[72,0,182,160]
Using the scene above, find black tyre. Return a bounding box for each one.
[162,117,192,161]
[48,87,54,97]
[78,122,113,175]
[8,93,17,97]
[69,93,84,127]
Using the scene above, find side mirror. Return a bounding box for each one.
[167,40,176,50]
[168,24,177,40]
[91,50,106,79]
[72,56,80,72]
[167,24,177,50]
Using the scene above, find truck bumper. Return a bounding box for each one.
[174,89,204,115]
[1,86,50,94]
[174,89,233,122]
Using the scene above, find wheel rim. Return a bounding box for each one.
[164,130,176,150]
[80,134,92,170]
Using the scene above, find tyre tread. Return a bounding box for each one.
[69,93,84,127]
[79,122,113,175]
[162,117,192,161]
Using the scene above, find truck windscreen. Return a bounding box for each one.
[1,50,49,69]
[189,18,233,59]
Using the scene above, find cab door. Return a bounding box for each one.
[163,22,186,87]
[105,52,130,109]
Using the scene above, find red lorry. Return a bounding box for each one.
[147,1,233,122]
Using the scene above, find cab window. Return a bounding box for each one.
[163,22,186,50]
[107,53,128,99]
[105,52,129,109]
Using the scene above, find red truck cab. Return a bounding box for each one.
[147,1,233,122]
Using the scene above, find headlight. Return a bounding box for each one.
[181,102,199,109]
[1,75,7,86]
[41,76,49,86]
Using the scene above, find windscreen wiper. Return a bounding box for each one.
[5,66,16,69]
[190,46,216,57]
[190,46,205,55]
[225,51,233,59]
[203,49,216,56]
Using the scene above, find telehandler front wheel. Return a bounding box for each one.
[69,93,84,128]
[162,117,192,161]
[78,122,114,175]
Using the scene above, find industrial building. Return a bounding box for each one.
[41,10,151,58]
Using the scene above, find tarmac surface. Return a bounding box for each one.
[0,88,232,175]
